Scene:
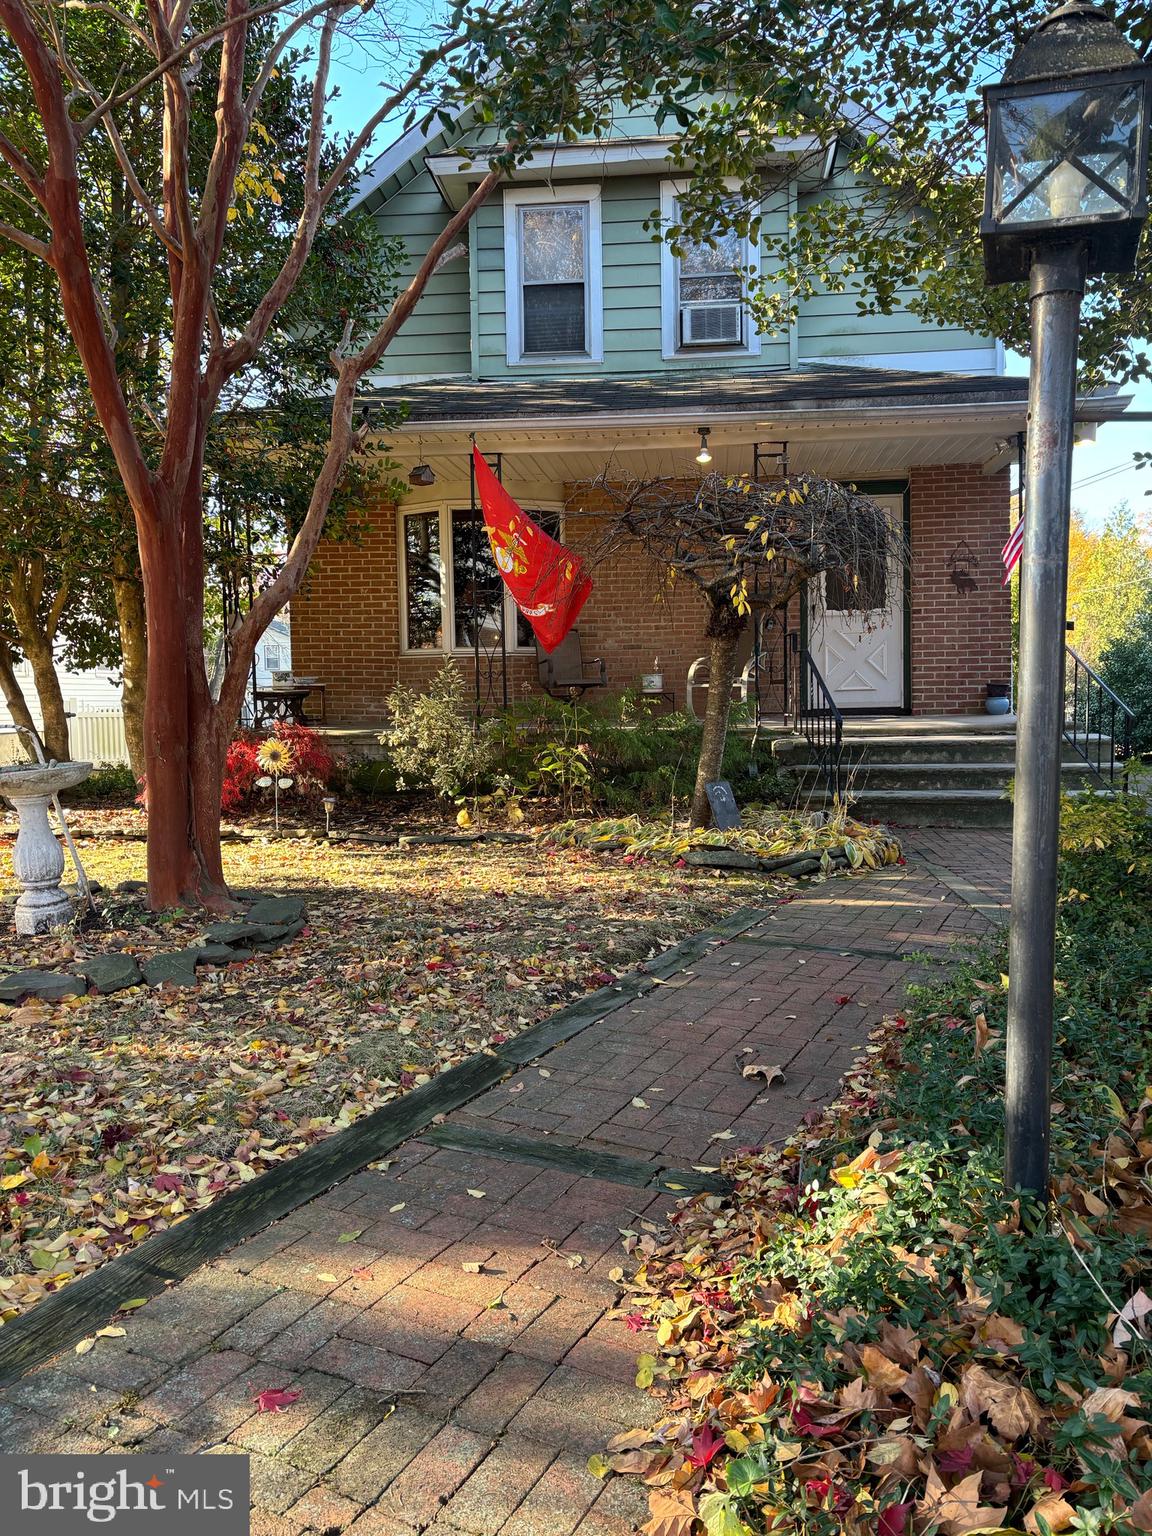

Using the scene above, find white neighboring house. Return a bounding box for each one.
[0,615,292,766]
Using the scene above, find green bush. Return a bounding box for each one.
[383,661,500,800]
[343,754,401,798]
[61,764,139,804]
[1099,603,1152,757]
[490,691,793,813]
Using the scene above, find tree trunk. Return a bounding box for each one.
[690,603,747,828]
[137,512,233,911]
[112,551,147,781]
[0,636,37,744]
[21,635,70,762]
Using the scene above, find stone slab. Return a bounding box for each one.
[72,954,143,994]
[0,970,87,1003]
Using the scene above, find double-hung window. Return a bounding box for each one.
[504,187,603,365]
[400,504,563,654]
[660,181,760,360]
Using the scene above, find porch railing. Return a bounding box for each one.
[1063,645,1135,789]
[789,638,844,801]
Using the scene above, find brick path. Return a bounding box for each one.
[0,829,1010,1536]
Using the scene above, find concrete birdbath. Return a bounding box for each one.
[0,761,92,934]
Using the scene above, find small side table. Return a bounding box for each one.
[639,687,676,712]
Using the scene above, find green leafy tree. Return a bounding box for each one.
[1065,503,1152,667]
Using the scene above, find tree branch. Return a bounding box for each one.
[0,127,45,203]
[0,219,52,262]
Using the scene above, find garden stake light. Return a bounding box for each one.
[980,0,1151,1201]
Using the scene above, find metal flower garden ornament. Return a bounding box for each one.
[255,738,295,833]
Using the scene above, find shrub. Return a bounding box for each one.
[344,754,401,798]
[1099,603,1152,757]
[383,661,499,800]
[222,723,338,814]
[62,764,139,805]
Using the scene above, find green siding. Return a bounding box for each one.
[795,177,992,362]
[364,128,996,383]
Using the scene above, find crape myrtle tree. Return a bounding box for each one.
[594,473,906,827]
[0,15,395,779]
[0,0,810,910]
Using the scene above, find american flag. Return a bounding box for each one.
[1002,516,1024,585]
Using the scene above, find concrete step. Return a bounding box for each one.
[787,759,1114,792]
[799,784,1121,829]
[773,731,1117,766]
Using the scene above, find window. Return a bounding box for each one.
[403,511,443,650]
[660,181,760,360]
[504,187,603,365]
[263,644,283,671]
[400,505,563,653]
[825,553,888,614]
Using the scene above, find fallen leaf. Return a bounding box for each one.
[389,1203,406,1213]
[1024,1496,1076,1534]
[917,1466,1007,1535]
[466,1189,486,1199]
[337,1231,364,1243]
[642,1488,697,1536]
[741,1063,785,1086]
[710,1130,735,1142]
[253,1386,302,1413]
[632,1097,650,1109]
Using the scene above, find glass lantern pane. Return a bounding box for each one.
[993,82,1142,225]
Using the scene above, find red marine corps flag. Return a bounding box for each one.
[472,445,593,652]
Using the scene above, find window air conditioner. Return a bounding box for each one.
[680,301,743,347]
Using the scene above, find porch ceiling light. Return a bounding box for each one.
[981,1,1152,285]
[695,427,713,465]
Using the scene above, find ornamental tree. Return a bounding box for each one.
[595,473,906,825]
[0,0,800,908]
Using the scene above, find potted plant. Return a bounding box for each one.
[985,681,1012,716]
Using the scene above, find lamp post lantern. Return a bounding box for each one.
[981,2,1151,1201]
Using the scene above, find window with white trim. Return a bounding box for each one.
[504,187,603,365]
[659,181,760,360]
[400,504,563,654]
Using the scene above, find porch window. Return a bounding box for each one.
[659,181,760,360]
[403,510,443,650]
[400,504,562,654]
[504,187,603,365]
[825,552,887,614]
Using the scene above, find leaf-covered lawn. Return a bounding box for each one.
[0,818,768,1320]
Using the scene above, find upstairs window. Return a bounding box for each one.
[504,187,603,365]
[660,181,761,360]
[677,223,746,347]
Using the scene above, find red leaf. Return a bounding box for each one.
[879,1500,913,1536]
[624,1311,648,1333]
[685,1424,725,1470]
[834,995,854,1006]
[152,1174,184,1193]
[253,1387,302,1413]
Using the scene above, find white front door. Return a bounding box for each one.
[807,493,905,711]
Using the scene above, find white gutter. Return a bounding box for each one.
[380,396,1128,435]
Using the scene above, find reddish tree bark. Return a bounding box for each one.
[0,0,497,907]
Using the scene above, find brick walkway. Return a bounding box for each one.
[0,829,1010,1536]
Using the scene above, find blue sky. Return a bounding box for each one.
[327,59,1151,533]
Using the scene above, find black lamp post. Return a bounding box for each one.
[981,2,1151,1201]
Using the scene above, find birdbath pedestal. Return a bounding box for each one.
[0,762,92,935]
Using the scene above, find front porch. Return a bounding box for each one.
[288,365,1123,733]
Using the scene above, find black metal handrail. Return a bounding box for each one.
[789,640,844,801]
[1063,645,1135,789]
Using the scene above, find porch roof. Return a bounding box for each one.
[361,365,1122,429]
[359,365,1127,483]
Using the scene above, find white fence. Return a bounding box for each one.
[0,706,130,767]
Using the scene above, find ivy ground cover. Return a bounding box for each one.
[607,794,1152,1536]
[0,821,770,1321]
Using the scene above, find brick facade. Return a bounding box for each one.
[290,462,1012,723]
[907,463,1013,715]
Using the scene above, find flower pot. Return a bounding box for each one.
[985,681,1012,715]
